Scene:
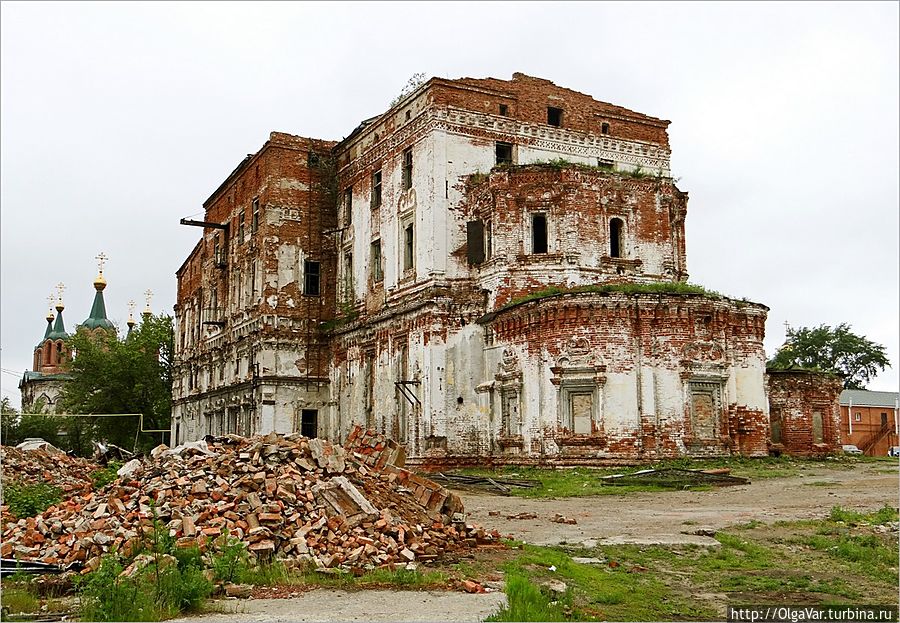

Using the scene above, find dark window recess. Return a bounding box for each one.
[371,240,383,282]
[402,148,413,190]
[610,218,624,258]
[598,159,614,171]
[405,110,411,121]
[547,107,563,127]
[304,260,321,296]
[214,233,223,266]
[308,151,320,166]
[238,212,245,241]
[601,122,610,135]
[372,170,382,208]
[251,198,260,233]
[495,142,513,166]
[343,187,353,225]
[403,223,414,271]
[301,409,318,438]
[499,104,509,116]
[467,220,485,265]
[532,214,548,254]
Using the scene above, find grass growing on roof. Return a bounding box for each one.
[500,282,728,311]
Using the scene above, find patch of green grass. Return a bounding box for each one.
[2,482,62,518]
[828,504,898,526]
[0,586,40,615]
[90,461,123,489]
[486,572,575,622]
[803,481,834,487]
[490,544,715,621]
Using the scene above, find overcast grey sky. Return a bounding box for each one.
[2,1,897,406]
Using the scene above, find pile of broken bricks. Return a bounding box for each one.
[0,445,98,498]
[1,431,500,574]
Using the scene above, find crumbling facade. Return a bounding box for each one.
[766,370,843,456]
[173,73,831,463]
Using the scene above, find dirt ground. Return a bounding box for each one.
[172,590,507,622]
[181,461,898,622]
[463,461,899,546]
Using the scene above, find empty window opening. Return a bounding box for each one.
[371,170,382,208]
[371,240,383,283]
[405,110,411,121]
[304,260,321,296]
[601,122,610,134]
[499,104,509,116]
[495,142,513,166]
[466,220,485,265]
[609,218,624,258]
[402,148,413,190]
[403,223,414,271]
[214,233,223,265]
[343,187,353,225]
[301,409,318,438]
[597,159,614,171]
[308,151,320,166]
[532,214,548,254]
[547,107,563,127]
[238,212,245,241]
[854,412,861,422]
[251,198,260,233]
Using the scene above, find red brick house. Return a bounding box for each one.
[840,390,899,456]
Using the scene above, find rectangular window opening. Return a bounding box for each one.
[495,142,513,166]
[402,148,413,190]
[371,170,382,208]
[343,187,353,225]
[371,240,383,283]
[343,252,353,301]
[598,159,614,171]
[304,260,321,296]
[403,223,414,271]
[601,122,610,135]
[238,212,245,241]
[301,409,318,438]
[532,214,548,254]
[251,198,260,233]
[466,220,485,265]
[499,104,509,116]
[547,107,563,127]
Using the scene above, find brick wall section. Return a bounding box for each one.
[766,370,843,456]
[439,73,670,147]
[344,425,464,520]
[460,165,688,309]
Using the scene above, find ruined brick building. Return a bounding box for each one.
[172,73,840,463]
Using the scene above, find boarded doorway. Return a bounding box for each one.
[689,382,721,440]
[301,409,318,439]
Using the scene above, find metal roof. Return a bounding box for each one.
[840,389,899,408]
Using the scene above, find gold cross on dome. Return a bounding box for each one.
[128,300,136,314]
[56,282,66,304]
[47,293,55,310]
[96,252,108,273]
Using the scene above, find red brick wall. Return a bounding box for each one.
[766,370,843,456]
[840,404,899,457]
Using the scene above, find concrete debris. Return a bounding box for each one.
[571,557,605,565]
[551,514,577,525]
[542,579,568,594]
[116,459,143,479]
[15,438,64,453]
[1,431,498,573]
[506,512,538,520]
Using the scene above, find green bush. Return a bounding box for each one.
[3,482,63,518]
[209,536,250,583]
[486,572,573,622]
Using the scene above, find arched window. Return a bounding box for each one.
[609,218,624,258]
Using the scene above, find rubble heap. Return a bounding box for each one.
[1,431,495,572]
[0,445,98,498]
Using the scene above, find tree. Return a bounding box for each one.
[768,323,891,390]
[59,314,174,453]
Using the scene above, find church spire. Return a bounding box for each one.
[82,252,115,332]
[47,283,68,340]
